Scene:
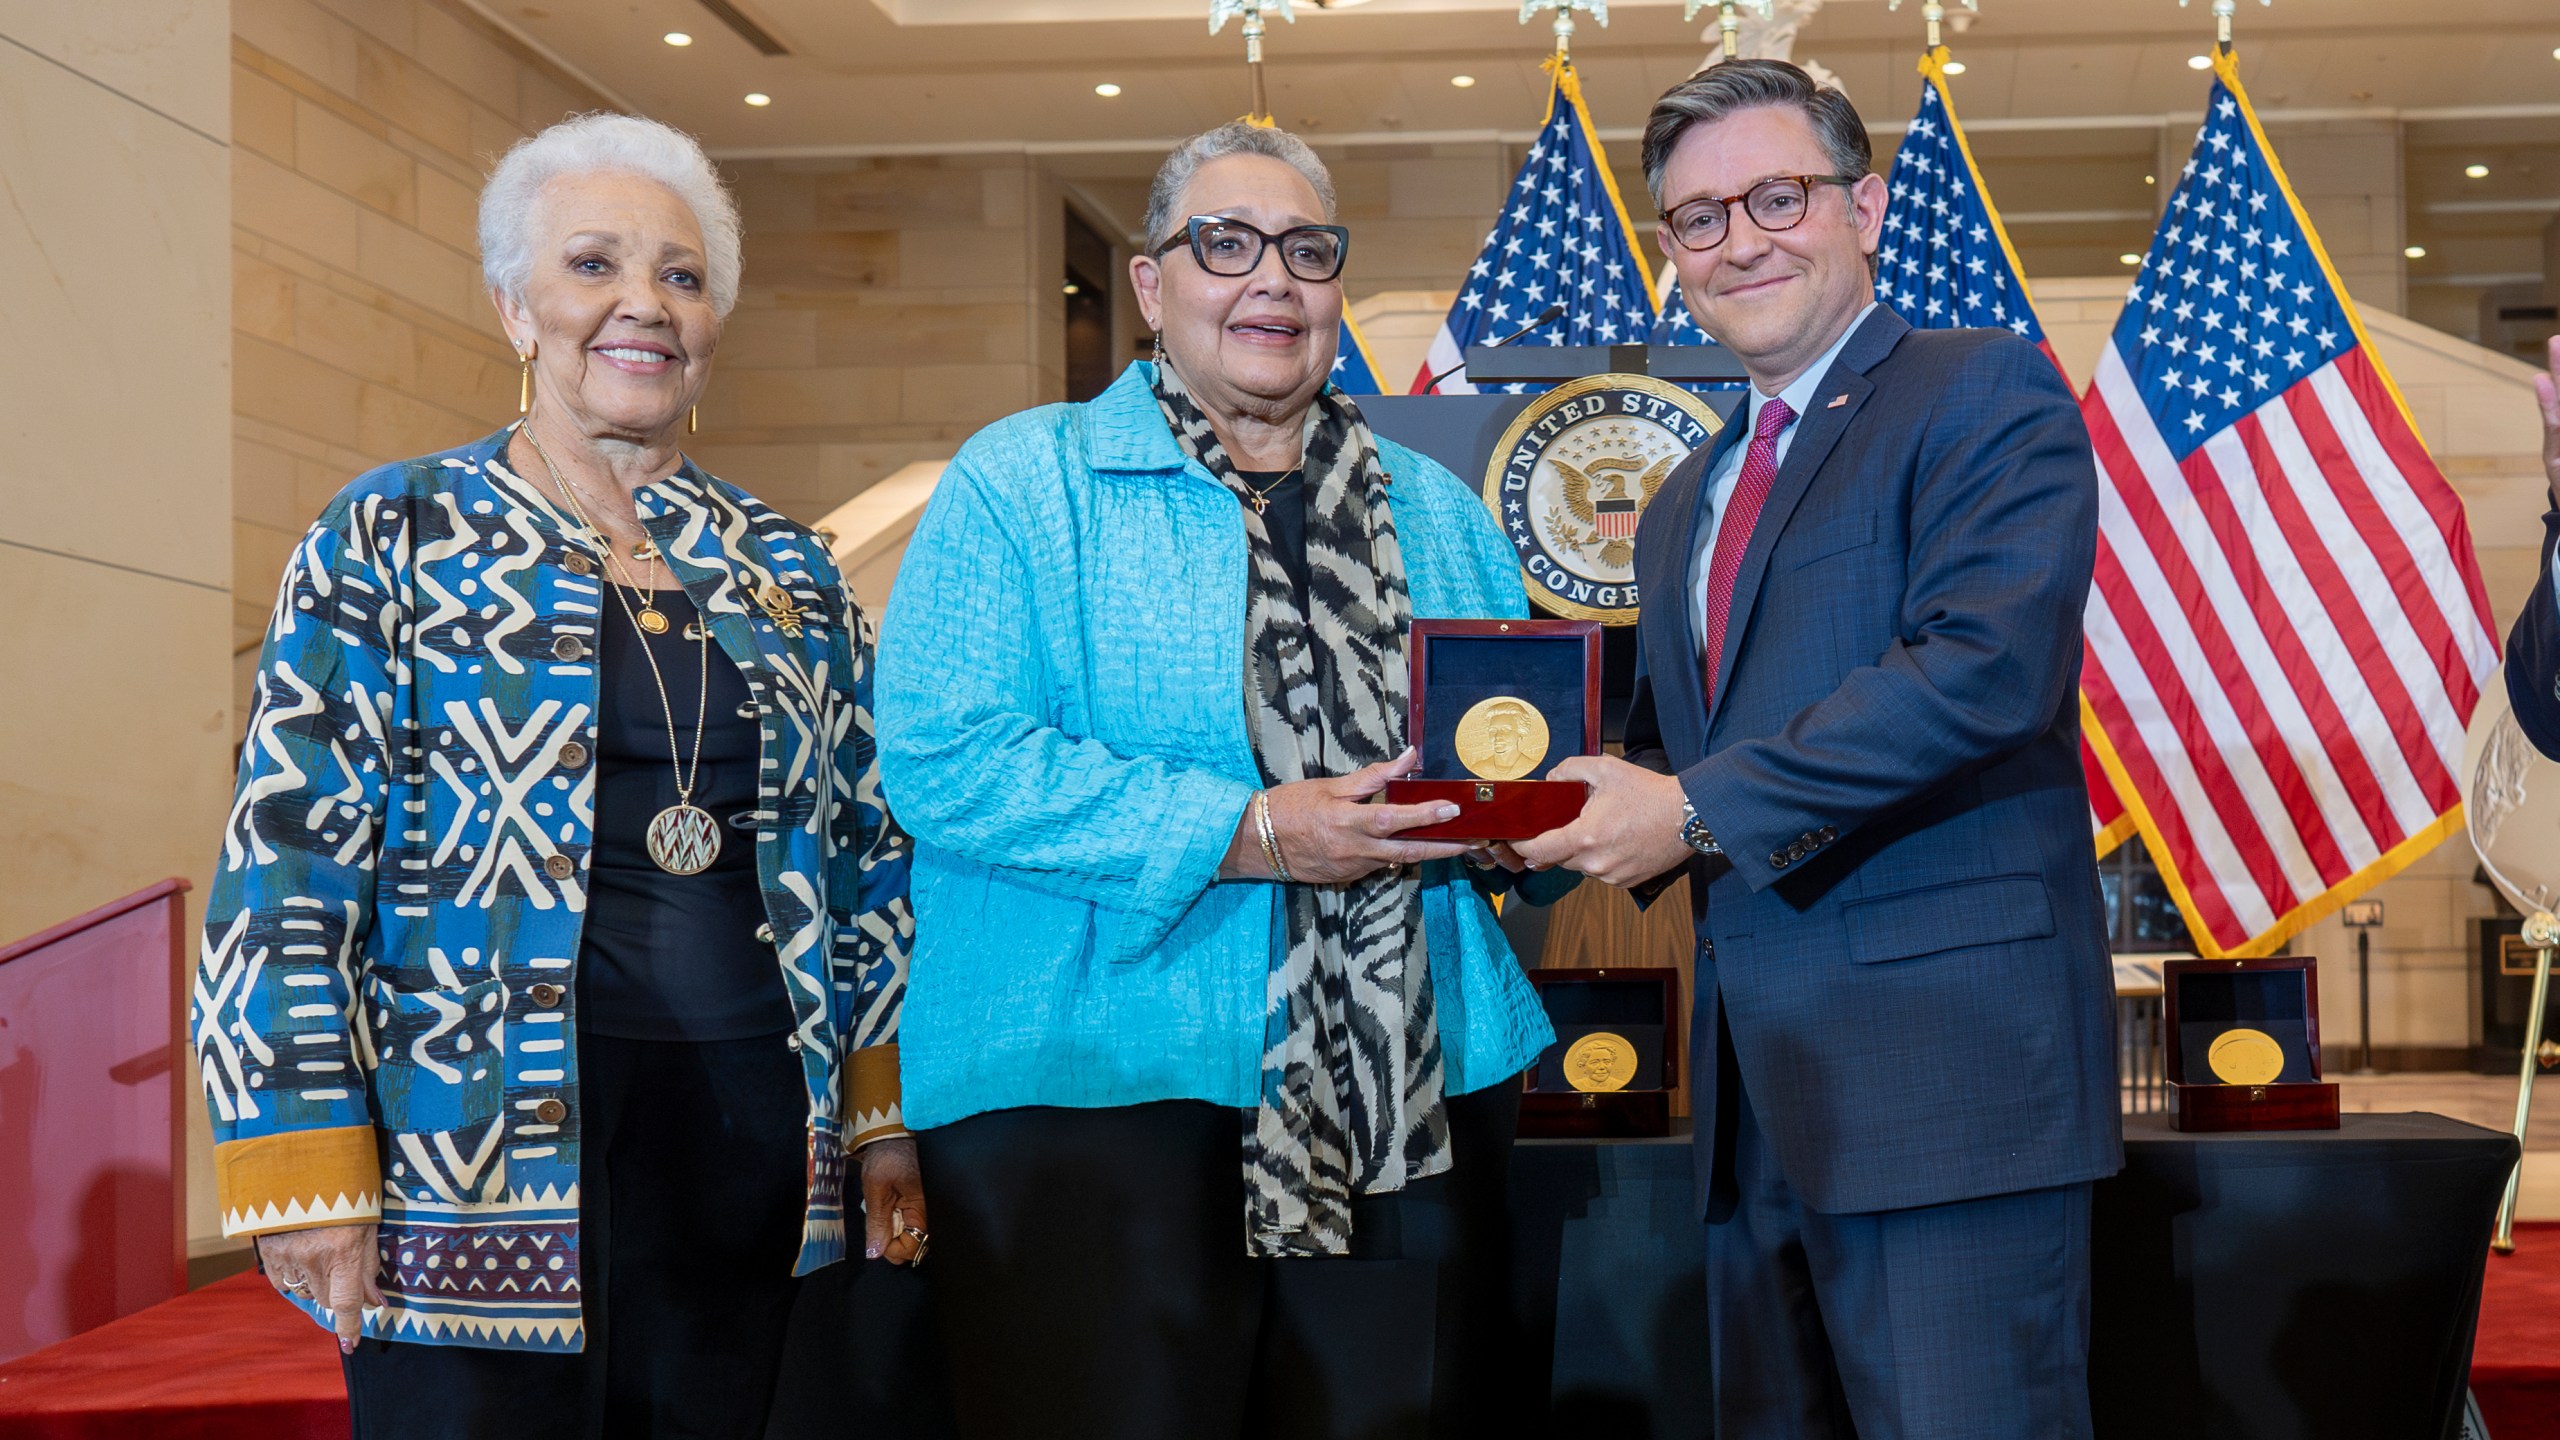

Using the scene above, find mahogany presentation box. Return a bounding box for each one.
[2163,955,2341,1133]
[1518,967,1680,1139]
[1384,618,1602,843]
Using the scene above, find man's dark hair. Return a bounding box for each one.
[1640,59,1873,212]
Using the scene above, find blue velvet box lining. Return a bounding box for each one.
[1413,634,1590,782]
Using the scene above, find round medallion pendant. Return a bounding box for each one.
[635,607,670,635]
[646,804,721,875]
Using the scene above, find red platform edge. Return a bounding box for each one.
[0,1272,345,1439]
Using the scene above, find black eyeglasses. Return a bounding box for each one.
[1151,215,1351,283]
[1659,175,1860,252]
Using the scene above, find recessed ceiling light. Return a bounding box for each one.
[2187,54,2214,71]
[2404,245,2427,259]
[1094,82,1123,98]
[2466,164,2490,179]
[2144,174,2156,185]
[1941,60,1967,75]
[2119,253,2141,266]
[662,31,692,46]
[1062,282,1080,295]
[743,92,771,107]
[1449,74,1476,88]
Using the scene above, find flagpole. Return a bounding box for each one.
[1886,1,1979,58]
[1209,0,1294,126]
[1520,0,1608,64]
[1680,2,1772,63]
[2179,0,2271,56]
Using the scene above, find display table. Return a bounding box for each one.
[2092,1111,2515,1440]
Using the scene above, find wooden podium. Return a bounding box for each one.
[1361,344,1746,1119]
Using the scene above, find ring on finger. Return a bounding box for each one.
[898,1222,930,1266]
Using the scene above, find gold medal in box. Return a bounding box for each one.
[1454,696,1551,781]
[1563,1031,1637,1093]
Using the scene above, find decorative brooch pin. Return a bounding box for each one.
[756,582,806,638]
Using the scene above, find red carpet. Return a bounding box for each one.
[0,1273,342,1439]
[2476,1222,2560,1440]
[5,1235,2560,1437]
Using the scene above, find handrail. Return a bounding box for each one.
[0,878,191,967]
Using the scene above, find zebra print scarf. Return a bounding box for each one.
[1151,359,1452,1259]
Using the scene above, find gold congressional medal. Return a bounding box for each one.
[2207,1027,2287,1085]
[1564,1032,1636,1093]
[1454,696,1550,781]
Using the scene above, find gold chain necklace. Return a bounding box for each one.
[521,421,720,875]
[1241,468,1296,517]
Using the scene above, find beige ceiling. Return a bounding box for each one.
[480,0,2560,154]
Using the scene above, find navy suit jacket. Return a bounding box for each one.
[1625,306,2123,1216]
[2509,508,2560,759]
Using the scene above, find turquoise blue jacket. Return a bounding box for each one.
[877,363,1568,1128]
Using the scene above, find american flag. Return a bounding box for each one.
[1411,59,1657,394]
[1877,50,2134,851]
[1331,315,1384,395]
[2078,54,2498,957]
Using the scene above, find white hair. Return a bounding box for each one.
[1142,122,1336,249]
[478,113,744,318]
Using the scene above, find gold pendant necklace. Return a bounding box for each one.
[1241,469,1295,517]
[521,421,716,875]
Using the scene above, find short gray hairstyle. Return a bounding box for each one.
[1640,60,1872,211]
[479,113,744,318]
[1142,122,1337,250]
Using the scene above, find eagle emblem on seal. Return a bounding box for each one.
[1483,374,1723,625]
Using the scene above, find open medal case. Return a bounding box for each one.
[1518,967,1680,1139]
[1384,618,1602,843]
[2162,955,2341,1132]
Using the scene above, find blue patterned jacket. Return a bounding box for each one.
[877,363,1567,1130]
[195,426,911,1352]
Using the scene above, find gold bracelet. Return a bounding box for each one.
[1254,790,1293,884]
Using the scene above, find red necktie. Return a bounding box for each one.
[1700,397,1797,709]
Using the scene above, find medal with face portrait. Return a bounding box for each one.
[1455,696,1551,781]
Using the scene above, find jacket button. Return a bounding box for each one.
[563,552,594,577]
[1818,826,1837,843]
[552,636,587,662]
[528,983,562,1008]
[736,700,763,720]
[1769,851,1790,869]
[755,922,775,945]
[533,1099,566,1124]
[556,742,587,769]
[543,854,575,880]
[786,1034,803,1052]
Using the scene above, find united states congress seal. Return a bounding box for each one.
[1485,374,1723,626]
[1455,695,1550,781]
[1564,1032,1637,1093]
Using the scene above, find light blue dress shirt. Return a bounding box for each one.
[1692,302,1881,651]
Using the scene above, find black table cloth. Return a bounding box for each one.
[764,1110,2515,1438]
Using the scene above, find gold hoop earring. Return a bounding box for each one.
[517,342,536,415]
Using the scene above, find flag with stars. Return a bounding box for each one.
[1331,314,1384,395]
[1410,59,1657,394]
[2077,51,2497,958]
[1880,48,2130,851]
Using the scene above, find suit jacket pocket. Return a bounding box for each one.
[362,971,511,1203]
[1840,873,2054,964]
[1784,512,1878,570]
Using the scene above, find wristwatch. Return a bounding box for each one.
[1679,798,1722,857]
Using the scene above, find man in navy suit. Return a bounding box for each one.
[1518,60,2120,1438]
[2510,336,2560,758]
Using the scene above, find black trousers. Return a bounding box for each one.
[916,1080,1525,1440]
[1706,1079,2095,1440]
[343,1032,811,1440]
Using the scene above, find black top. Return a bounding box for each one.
[579,583,796,1041]
[1238,468,1310,600]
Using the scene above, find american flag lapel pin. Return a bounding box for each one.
[1827,394,1848,409]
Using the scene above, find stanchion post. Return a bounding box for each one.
[2343,900,2383,1075]
[2494,909,2560,1254]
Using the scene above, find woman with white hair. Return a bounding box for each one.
[194,112,924,1435]
[878,120,1575,1438]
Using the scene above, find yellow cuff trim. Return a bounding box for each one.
[215,1126,381,1238]
[847,1044,905,1149]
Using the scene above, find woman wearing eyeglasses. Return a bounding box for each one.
[875,122,1575,1439]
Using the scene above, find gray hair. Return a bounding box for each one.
[479,113,744,318]
[1640,59,1872,211]
[1142,122,1337,249]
